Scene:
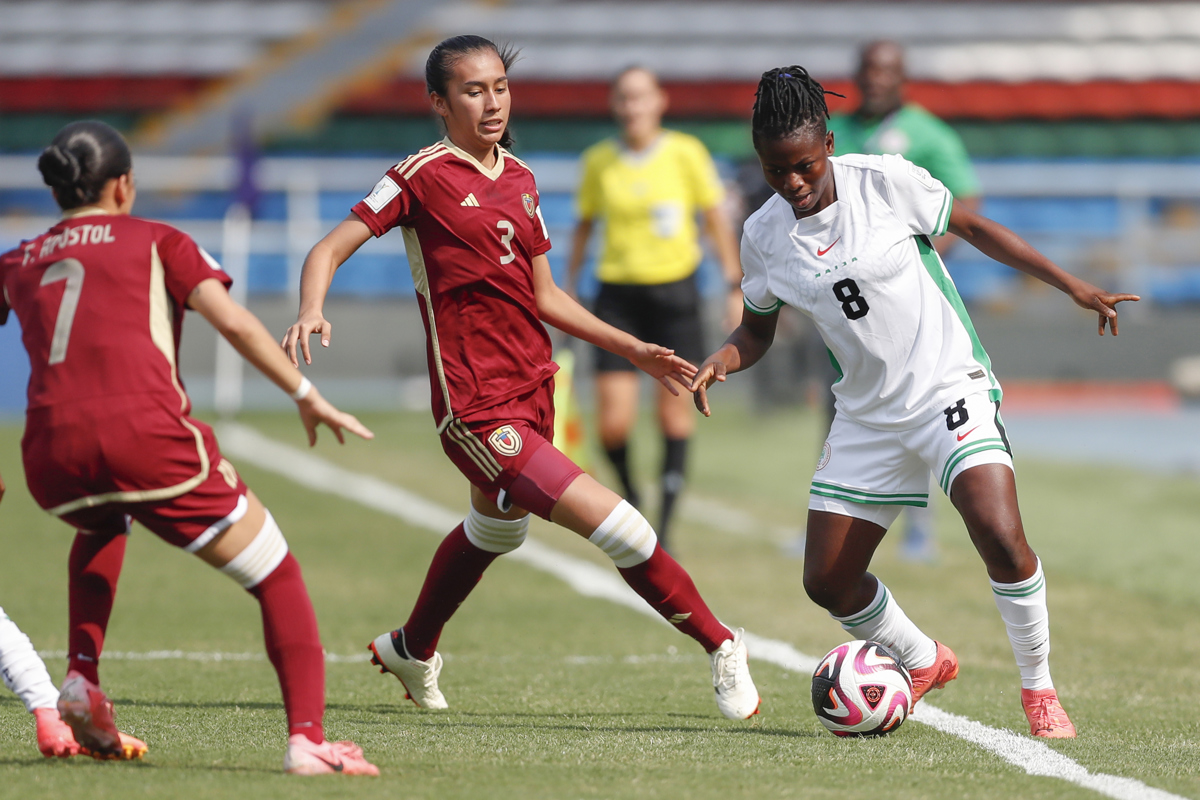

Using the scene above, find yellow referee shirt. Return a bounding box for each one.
[576,130,724,285]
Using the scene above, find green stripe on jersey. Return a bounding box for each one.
[811,483,929,508]
[939,440,1009,493]
[811,481,929,501]
[744,297,783,315]
[917,236,999,398]
[826,348,843,383]
[934,190,953,236]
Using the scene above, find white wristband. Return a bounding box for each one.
[290,377,312,401]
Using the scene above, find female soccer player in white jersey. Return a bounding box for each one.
[283,35,759,720]
[692,67,1139,739]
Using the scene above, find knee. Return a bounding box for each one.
[463,504,529,554]
[589,500,657,568]
[803,567,848,611]
[219,510,289,590]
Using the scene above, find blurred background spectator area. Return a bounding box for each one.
[2,0,1200,411]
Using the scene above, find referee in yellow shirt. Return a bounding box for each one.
[566,66,743,550]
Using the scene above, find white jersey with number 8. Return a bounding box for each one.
[740,153,1000,432]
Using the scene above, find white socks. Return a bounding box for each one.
[991,559,1053,690]
[831,580,938,671]
[0,607,59,712]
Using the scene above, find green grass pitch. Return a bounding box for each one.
[0,404,1197,799]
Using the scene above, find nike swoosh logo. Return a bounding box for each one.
[956,425,982,441]
[313,753,344,772]
[817,237,840,256]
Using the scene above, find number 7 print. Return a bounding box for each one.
[40,258,84,365]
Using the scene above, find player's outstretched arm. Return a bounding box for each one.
[282,214,373,365]
[530,254,696,393]
[691,308,779,417]
[948,201,1140,335]
[189,278,374,446]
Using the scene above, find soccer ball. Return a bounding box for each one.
[811,640,913,737]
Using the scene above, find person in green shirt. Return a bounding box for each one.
[828,40,981,256]
[827,40,983,561]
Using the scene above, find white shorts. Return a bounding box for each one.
[809,390,1014,529]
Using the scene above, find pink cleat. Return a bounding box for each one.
[908,641,959,705]
[34,707,82,758]
[284,734,380,776]
[1022,688,1077,738]
[57,671,147,760]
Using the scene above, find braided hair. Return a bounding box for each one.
[37,120,132,210]
[425,35,520,150]
[751,66,843,145]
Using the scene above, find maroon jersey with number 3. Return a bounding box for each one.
[352,138,556,430]
[0,210,234,516]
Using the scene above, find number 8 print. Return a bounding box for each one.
[40,258,85,365]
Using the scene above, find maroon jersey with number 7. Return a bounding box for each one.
[1,210,230,411]
[351,139,556,431]
[0,210,233,515]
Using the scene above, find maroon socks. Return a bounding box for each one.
[67,532,127,684]
[402,524,499,661]
[249,553,325,744]
[619,545,733,653]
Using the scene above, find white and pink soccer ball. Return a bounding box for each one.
[811,640,913,737]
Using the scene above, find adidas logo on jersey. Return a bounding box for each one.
[461,193,480,207]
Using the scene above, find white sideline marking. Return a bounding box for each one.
[37,649,371,664]
[218,423,1184,800]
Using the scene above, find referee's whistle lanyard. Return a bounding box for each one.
[862,109,901,154]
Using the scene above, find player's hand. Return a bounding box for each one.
[1067,280,1140,336]
[690,356,728,417]
[296,388,374,446]
[628,342,697,396]
[282,311,333,366]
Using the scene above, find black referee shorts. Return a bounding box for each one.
[593,274,706,373]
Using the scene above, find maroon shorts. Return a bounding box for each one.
[23,403,248,550]
[440,377,584,520]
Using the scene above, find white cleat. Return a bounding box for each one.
[368,629,448,710]
[710,628,761,720]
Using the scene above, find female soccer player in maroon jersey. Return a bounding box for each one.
[0,121,378,774]
[283,35,759,719]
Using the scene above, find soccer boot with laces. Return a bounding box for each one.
[368,628,448,709]
[57,671,147,760]
[1021,688,1077,738]
[34,707,82,758]
[284,734,380,776]
[709,628,761,720]
[908,641,959,705]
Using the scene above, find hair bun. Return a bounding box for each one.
[38,144,81,188]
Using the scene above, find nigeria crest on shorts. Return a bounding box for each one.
[488,425,523,456]
[522,193,536,218]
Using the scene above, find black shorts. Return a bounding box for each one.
[593,274,705,373]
